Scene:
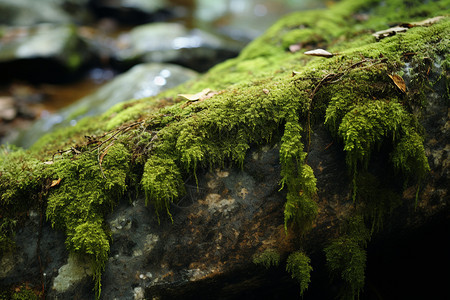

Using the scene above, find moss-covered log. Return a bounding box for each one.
[1,0,448,299]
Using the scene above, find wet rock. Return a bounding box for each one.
[194,0,325,42]
[88,0,173,24]
[0,97,17,121]
[0,0,72,26]
[0,24,94,83]
[0,210,68,296]
[114,22,244,72]
[10,63,198,148]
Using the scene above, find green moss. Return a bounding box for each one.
[141,155,185,222]
[46,142,130,298]
[0,146,52,253]
[355,172,402,233]
[252,249,281,269]
[10,285,39,300]
[325,216,370,300]
[1,0,447,298]
[286,251,313,296]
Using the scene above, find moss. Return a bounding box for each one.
[141,155,185,222]
[0,145,52,253]
[45,142,130,298]
[252,249,281,269]
[10,285,40,300]
[324,216,370,300]
[1,0,447,298]
[286,251,313,296]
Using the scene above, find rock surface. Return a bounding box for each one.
[10,63,198,148]
[114,22,243,71]
[0,23,94,82]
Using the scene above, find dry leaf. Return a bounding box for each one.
[50,178,62,188]
[409,16,445,27]
[178,88,212,101]
[304,49,334,58]
[373,26,408,40]
[373,16,444,40]
[388,74,406,93]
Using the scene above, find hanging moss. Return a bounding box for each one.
[141,155,185,222]
[46,142,130,298]
[324,216,370,300]
[286,251,313,297]
[252,249,281,269]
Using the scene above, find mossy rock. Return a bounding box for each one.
[1,0,448,299]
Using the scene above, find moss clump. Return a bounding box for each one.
[141,155,185,222]
[324,216,370,300]
[286,251,313,297]
[252,249,281,269]
[279,116,318,233]
[46,142,130,297]
[0,146,52,253]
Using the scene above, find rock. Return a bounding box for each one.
[0,0,72,26]
[0,23,94,82]
[114,22,244,72]
[10,63,198,148]
[52,254,93,293]
[88,0,173,24]
[0,97,17,121]
[194,0,325,42]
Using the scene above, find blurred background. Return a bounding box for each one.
[0,0,325,147]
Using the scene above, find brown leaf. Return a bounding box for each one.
[388,74,406,93]
[50,178,62,188]
[304,49,334,58]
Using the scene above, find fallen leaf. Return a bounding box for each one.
[50,178,62,188]
[304,49,334,58]
[373,26,408,40]
[262,89,270,94]
[373,16,444,41]
[178,88,212,101]
[409,16,445,27]
[388,74,406,93]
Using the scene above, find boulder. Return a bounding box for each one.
[0,23,94,82]
[0,0,72,26]
[0,0,448,299]
[114,22,244,72]
[10,63,198,148]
